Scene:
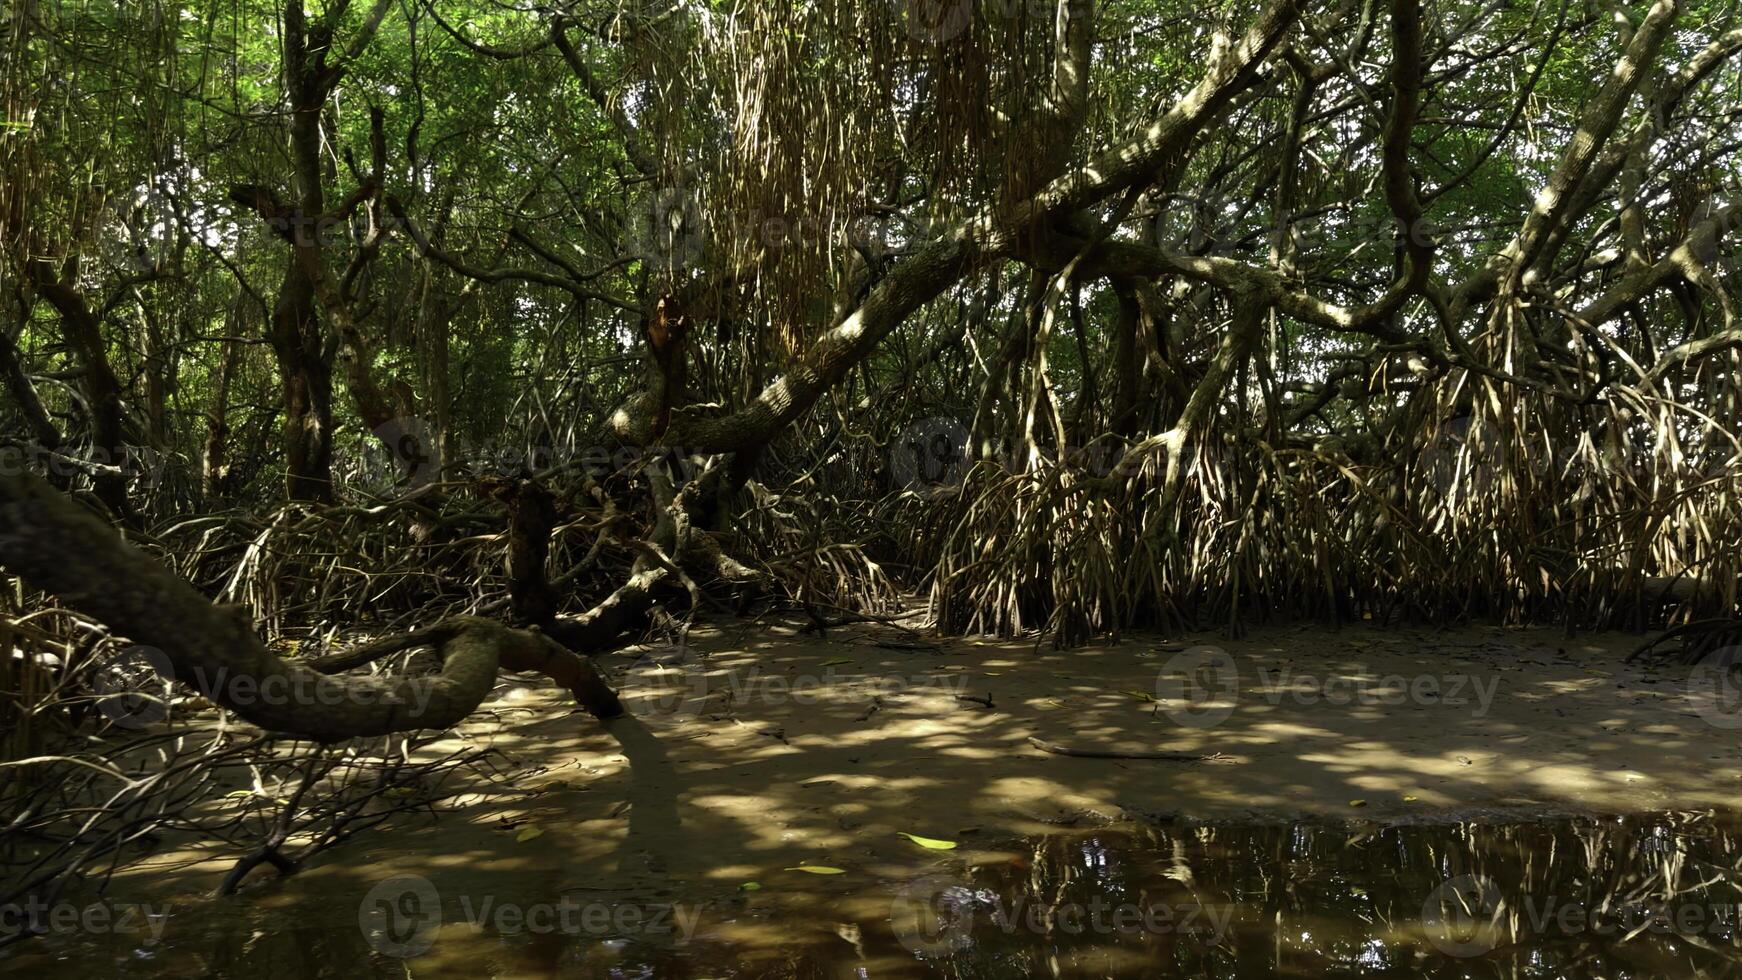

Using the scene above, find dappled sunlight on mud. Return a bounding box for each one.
[13,809,1742,978]
[9,621,1742,976]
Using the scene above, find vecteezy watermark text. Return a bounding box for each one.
[358,875,702,959]
[890,876,1233,957]
[0,897,170,943]
[1154,645,1501,729]
[1421,874,1742,958]
[626,661,972,721]
[93,644,442,730]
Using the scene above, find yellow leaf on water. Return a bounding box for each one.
[1349,799,1368,808]
[897,832,958,850]
[515,826,545,842]
[1403,796,1420,803]
[739,882,761,891]
[784,865,847,875]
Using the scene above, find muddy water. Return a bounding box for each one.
[7,810,1742,978]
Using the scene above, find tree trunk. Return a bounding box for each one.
[269,266,335,503]
[28,263,136,523]
[203,293,245,502]
[1109,280,1145,437]
[497,477,560,628]
[0,326,64,461]
[0,468,621,739]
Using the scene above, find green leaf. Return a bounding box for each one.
[516,825,545,842]
[898,832,958,850]
[739,881,761,891]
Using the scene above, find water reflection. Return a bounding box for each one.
[908,810,1742,978]
[6,810,1741,978]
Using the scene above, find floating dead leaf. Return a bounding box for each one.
[784,865,847,875]
[1349,800,1367,808]
[897,832,958,850]
[515,826,545,842]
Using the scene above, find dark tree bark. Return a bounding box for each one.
[494,477,561,628]
[0,325,64,461]
[0,468,622,739]
[26,260,136,523]
[1109,280,1145,437]
[203,292,245,502]
[269,264,335,503]
[239,1,396,503]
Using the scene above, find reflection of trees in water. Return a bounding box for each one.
[13,810,1739,976]
[930,812,1742,978]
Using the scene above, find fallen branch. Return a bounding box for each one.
[0,470,621,739]
[1026,735,1225,762]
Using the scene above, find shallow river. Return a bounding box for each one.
[7,809,1742,977]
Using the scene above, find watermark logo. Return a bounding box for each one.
[360,874,442,959]
[93,644,176,729]
[1419,415,1502,501]
[0,443,171,491]
[1255,666,1500,716]
[889,876,978,957]
[1419,875,1742,956]
[1155,645,1239,729]
[1155,646,1502,729]
[892,0,975,43]
[622,659,972,725]
[891,416,971,488]
[364,415,441,489]
[0,897,170,943]
[1421,874,1504,958]
[1689,646,1742,730]
[630,185,705,273]
[92,659,446,732]
[358,875,706,958]
[101,177,177,273]
[618,641,710,722]
[889,880,1235,957]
